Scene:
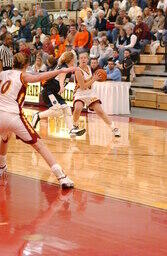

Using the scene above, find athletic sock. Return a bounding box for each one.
[110,121,115,129]
[51,164,65,179]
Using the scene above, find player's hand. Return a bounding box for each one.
[93,72,102,81]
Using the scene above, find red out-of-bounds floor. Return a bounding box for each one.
[0,173,167,256]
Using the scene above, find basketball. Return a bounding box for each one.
[94,69,107,82]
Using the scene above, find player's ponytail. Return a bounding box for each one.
[13,53,30,69]
[58,51,74,66]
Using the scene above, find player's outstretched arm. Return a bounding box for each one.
[22,67,77,84]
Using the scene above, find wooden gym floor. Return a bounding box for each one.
[0,107,167,255]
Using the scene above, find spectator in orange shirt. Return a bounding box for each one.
[55,35,67,59]
[73,22,93,53]
[50,27,60,48]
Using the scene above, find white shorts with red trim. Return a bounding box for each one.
[73,88,101,111]
[0,110,40,144]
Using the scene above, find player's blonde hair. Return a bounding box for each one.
[58,51,74,66]
[79,51,89,58]
[13,52,30,69]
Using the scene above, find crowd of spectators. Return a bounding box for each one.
[0,0,166,82]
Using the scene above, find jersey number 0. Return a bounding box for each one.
[0,80,11,95]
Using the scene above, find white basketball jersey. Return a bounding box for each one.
[74,65,92,92]
[0,70,26,114]
[79,65,92,81]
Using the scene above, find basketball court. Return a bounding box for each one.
[1,107,167,255]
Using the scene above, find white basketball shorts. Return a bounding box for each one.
[0,110,40,144]
[73,88,101,110]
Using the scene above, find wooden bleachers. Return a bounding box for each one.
[145,45,165,54]
[132,88,167,110]
[140,54,164,64]
[134,65,146,75]
[157,92,167,110]
[133,89,157,109]
[153,79,165,89]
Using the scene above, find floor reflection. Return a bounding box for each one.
[0,174,167,256]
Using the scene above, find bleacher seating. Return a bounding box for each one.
[140,54,164,64]
[145,45,165,54]
[134,65,146,75]
[153,79,165,89]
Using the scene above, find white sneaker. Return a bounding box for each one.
[58,175,74,189]
[112,128,121,137]
[0,165,8,186]
[69,126,86,137]
[32,112,40,129]
[52,164,74,189]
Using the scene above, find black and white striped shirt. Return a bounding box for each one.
[0,44,13,69]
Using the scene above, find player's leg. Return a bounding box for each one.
[0,134,11,185]
[14,114,74,188]
[32,93,63,129]
[32,139,74,188]
[90,102,121,137]
[32,94,86,136]
[73,100,84,127]
[62,104,86,137]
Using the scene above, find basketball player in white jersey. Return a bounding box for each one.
[0,52,77,188]
[32,52,86,137]
[73,52,121,137]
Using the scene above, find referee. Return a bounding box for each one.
[0,33,13,70]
